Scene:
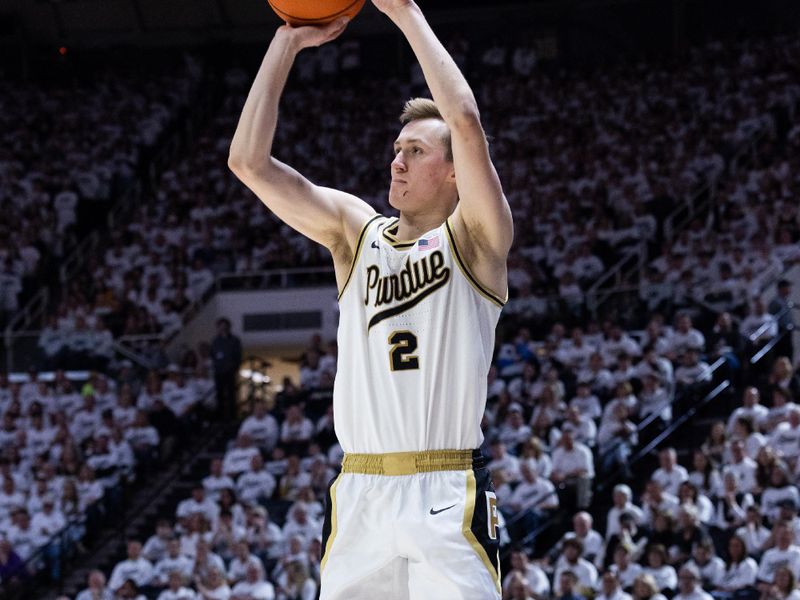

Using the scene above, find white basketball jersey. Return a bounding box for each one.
[333,215,505,453]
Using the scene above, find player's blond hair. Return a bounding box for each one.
[399,98,452,161]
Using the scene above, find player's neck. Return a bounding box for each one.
[396,207,453,241]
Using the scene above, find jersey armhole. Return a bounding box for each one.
[444,218,507,308]
[337,214,383,301]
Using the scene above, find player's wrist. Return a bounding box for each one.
[380,1,420,23]
[273,26,303,54]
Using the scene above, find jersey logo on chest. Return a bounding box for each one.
[363,249,450,329]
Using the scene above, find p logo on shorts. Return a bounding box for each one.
[485,491,498,541]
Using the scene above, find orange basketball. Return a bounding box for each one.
[268,0,367,26]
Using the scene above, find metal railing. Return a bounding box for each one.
[3,288,48,372]
[585,248,644,319]
[59,231,100,285]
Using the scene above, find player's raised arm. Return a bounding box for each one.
[228,21,376,260]
[373,1,513,280]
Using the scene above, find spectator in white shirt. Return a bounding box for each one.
[506,459,558,516]
[727,387,769,435]
[282,505,319,547]
[642,544,678,594]
[674,564,713,600]
[577,353,615,396]
[498,403,533,449]
[227,540,264,586]
[108,540,154,592]
[156,570,197,600]
[611,544,644,591]
[236,454,277,505]
[152,539,194,588]
[569,383,602,421]
[126,410,160,463]
[75,569,113,600]
[684,538,725,589]
[761,522,800,584]
[31,495,66,540]
[202,458,235,502]
[558,407,597,448]
[195,566,231,600]
[555,511,605,568]
[553,538,598,595]
[740,298,779,344]
[142,520,174,563]
[488,439,521,483]
[642,480,680,526]
[280,405,315,448]
[769,409,800,466]
[736,506,772,557]
[763,565,800,600]
[606,484,645,540]
[675,350,712,386]
[724,440,759,494]
[222,434,260,477]
[597,571,633,600]
[761,468,800,524]
[652,448,689,497]
[551,428,595,510]
[231,562,275,600]
[502,549,551,599]
[176,486,219,525]
[238,401,279,452]
[668,314,706,359]
[714,534,758,596]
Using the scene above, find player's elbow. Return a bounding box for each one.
[228,153,256,177]
[448,99,481,131]
[228,154,273,181]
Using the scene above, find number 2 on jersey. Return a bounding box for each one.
[388,331,419,371]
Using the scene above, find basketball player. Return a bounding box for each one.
[229,1,513,598]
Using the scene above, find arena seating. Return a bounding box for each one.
[31,33,800,370]
[0,61,204,330]
[1,29,799,600]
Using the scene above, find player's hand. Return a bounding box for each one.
[277,17,349,51]
[371,0,415,15]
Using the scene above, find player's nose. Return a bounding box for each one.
[391,151,406,171]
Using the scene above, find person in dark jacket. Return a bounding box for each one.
[211,318,242,421]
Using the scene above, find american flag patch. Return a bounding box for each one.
[418,235,440,251]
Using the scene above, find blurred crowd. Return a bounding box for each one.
[31,290,792,600]
[0,59,203,328]
[0,360,214,590]
[34,32,800,370]
[0,24,796,600]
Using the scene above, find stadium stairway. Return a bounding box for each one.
[39,421,238,600]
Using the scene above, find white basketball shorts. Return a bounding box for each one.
[319,449,501,600]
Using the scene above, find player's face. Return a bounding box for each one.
[389,119,455,214]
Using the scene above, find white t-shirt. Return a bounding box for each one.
[722,558,758,589]
[230,580,275,600]
[239,415,279,450]
[108,557,154,590]
[673,589,713,600]
[552,443,595,478]
[758,546,800,582]
[553,556,598,593]
[508,477,558,511]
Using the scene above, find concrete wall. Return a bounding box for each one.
[168,285,340,357]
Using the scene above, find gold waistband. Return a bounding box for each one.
[341,449,474,476]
